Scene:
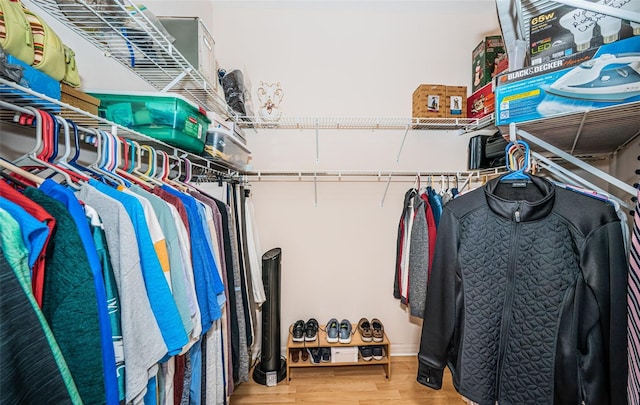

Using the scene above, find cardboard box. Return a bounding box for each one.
[467,82,495,119]
[495,35,640,126]
[61,84,101,116]
[529,2,637,66]
[472,35,506,93]
[412,84,446,118]
[445,85,468,118]
[331,346,358,363]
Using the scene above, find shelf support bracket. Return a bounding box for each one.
[517,129,637,197]
[381,173,393,207]
[533,151,632,211]
[313,173,318,208]
[315,120,320,163]
[396,124,411,163]
[162,68,193,92]
[570,110,589,155]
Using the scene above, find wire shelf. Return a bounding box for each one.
[234,114,497,131]
[26,0,235,119]
[0,78,237,175]
[498,101,640,155]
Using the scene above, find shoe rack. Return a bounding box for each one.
[285,323,391,383]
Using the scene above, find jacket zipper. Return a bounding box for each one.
[495,203,521,399]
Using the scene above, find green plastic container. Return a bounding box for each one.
[89,90,211,153]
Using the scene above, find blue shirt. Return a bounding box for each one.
[39,179,119,405]
[89,180,188,355]
[161,185,224,334]
[0,197,49,269]
[194,200,226,308]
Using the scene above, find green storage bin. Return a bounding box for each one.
[88,90,211,153]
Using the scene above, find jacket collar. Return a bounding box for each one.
[483,175,555,222]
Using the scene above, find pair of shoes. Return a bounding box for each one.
[339,319,352,344]
[308,348,321,364]
[305,318,319,341]
[371,318,384,342]
[372,346,385,360]
[358,346,373,361]
[326,318,340,343]
[291,349,300,362]
[292,320,305,342]
[292,318,319,342]
[357,318,373,342]
[321,347,331,362]
[307,347,330,364]
[358,346,386,361]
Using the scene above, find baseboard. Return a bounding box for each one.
[389,343,418,356]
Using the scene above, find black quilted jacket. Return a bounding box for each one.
[417,175,628,405]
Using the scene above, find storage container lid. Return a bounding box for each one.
[86,89,210,119]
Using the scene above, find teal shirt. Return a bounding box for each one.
[86,207,126,402]
[24,188,106,405]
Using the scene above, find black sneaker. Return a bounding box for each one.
[359,346,373,361]
[308,348,322,364]
[292,320,305,342]
[321,347,331,362]
[372,346,385,361]
[305,318,319,341]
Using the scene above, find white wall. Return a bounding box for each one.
[210,0,501,355]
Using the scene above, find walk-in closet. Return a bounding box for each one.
[1,0,640,404]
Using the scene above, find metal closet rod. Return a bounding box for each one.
[0,99,233,181]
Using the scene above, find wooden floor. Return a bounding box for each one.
[230,356,467,404]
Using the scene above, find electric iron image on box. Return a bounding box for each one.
[546,53,640,101]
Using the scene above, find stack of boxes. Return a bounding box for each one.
[467,35,507,120]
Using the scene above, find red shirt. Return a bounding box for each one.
[0,180,56,307]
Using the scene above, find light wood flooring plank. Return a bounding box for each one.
[230,356,466,404]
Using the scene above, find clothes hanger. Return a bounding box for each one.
[11,108,81,189]
[114,139,154,190]
[52,116,91,182]
[166,153,191,192]
[133,144,164,186]
[500,139,532,183]
[0,157,44,187]
[104,131,132,187]
[89,129,126,187]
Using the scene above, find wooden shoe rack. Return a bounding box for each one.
[285,323,391,383]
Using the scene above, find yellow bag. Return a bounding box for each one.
[0,0,34,65]
[20,3,65,81]
[62,44,80,87]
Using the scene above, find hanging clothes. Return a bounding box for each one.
[0,181,55,307]
[417,175,628,405]
[39,179,119,405]
[394,188,417,303]
[76,182,167,405]
[89,179,188,356]
[24,187,107,405]
[85,205,126,403]
[408,191,435,319]
[426,186,443,228]
[214,197,250,385]
[628,187,640,405]
[0,210,83,405]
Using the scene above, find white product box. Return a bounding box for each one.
[331,346,358,363]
